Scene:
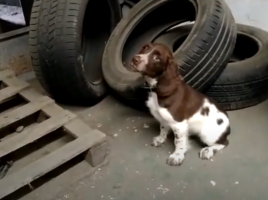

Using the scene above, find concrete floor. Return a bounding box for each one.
[20,74,268,200]
[0,1,266,200]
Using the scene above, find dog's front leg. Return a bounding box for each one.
[151,123,170,147]
[166,123,188,166]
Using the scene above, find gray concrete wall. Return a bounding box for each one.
[225,0,268,31]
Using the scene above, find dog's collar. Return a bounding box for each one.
[144,81,157,93]
[149,86,157,93]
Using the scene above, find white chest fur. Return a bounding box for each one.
[145,76,182,126]
[146,92,175,125]
[146,92,160,120]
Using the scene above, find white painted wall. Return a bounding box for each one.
[225,0,268,31]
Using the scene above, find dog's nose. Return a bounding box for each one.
[132,56,140,65]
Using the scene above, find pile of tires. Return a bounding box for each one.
[102,0,268,110]
[29,0,268,110]
[153,24,268,110]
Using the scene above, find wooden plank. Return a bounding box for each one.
[63,119,96,138]
[63,119,107,166]
[0,70,14,80]
[0,27,28,42]
[0,111,76,158]
[0,96,54,129]
[3,76,29,88]
[20,89,68,118]
[0,132,104,199]
[85,141,109,167]
[0,77,30,104]
[42,103,68,117]
[20,88,47,102]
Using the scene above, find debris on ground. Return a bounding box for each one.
[113,183,122,189]
[210,181,216,186]
[157,185,169,194]
[0,157,13,179]
[113,133,118,137]
[16,125,24,133]
[143,124,149,128]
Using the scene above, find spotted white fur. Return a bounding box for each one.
[145,77,230,166]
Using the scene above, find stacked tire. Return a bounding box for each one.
[102,0,268,110]
[153,24,268,110]
[29,0,268,110]
[29,0,122,105]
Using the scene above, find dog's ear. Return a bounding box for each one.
[156,57,180,96]
[166,57,180,78]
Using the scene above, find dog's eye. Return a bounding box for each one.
[153,54,159,61]
[143,45,148,50]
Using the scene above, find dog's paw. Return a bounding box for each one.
[199,147,214,160]
[166,153,185,166]
[151,136,165,147]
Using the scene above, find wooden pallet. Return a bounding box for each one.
[0,70,108,199]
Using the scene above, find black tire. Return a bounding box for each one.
[29,0,122,105]
[102,0,236,102]
[154,24,268,110]
[206,24,268,110]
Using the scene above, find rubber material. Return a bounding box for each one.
[102,0,237,101]
[29,0,122,105]
[156,24,268,110]
[206,24,268,110]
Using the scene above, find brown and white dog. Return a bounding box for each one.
[128,43,230,166]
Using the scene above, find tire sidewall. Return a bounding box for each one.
[75,0,106,96]
[213,24,268,85]
[102,0,232,98]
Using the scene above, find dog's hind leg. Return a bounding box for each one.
[199,126,230,160]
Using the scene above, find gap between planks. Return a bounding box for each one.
[0,132,104,199]
[0,110,77,158]
[0,96,54,129]
[0,70,108,198]
[0,76,30,104]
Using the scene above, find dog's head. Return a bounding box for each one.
[128,43,175,78]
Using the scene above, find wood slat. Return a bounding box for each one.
[20,88,46,102]
[19,89,68,118]
[0,132,104,199]
[0,111,76,158]
[0,96,54,129]
[64,119,95,138]
[0,70,14,80]
[42,103,68,117]
[0,77,30,104]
